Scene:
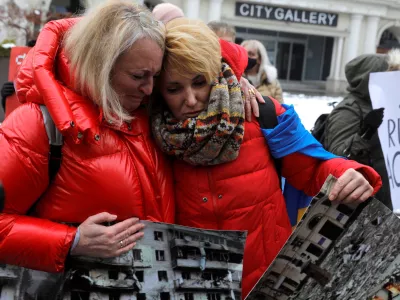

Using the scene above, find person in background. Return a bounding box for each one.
[151,2,184,24]
[324,51,400,211]
[241,39,283,103]
[0,12,71,119]
[0,0,174,279]
[150,17,382,298]
[207,21,236,43]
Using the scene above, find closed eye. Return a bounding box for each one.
[132,74,144,80]
[166,86,181,93]
[193,80,206,87]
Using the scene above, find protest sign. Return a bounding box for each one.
[4,46,30,118]
[369,71,400,213]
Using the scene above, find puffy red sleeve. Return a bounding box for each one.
[282,152,382,196]
[268,97,382,195]
[0,104,76,272]
[219,39,248,81]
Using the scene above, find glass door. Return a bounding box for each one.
[276,42,306,81]
[290,43,305,80]
[276,42,291,80]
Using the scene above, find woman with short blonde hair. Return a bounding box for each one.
[0,2,174,296]
[151,17,381,299]
[164,18,221,84]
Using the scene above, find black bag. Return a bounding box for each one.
[257,96,282,186]
[311,100,364,147]
[311,113,330,145]
[310,101,339,145]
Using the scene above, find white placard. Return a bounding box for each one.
[369,71,400,213]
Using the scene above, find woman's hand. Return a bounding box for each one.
[329,169,374,204]
[70,212,144,258]
[240,77,265,121]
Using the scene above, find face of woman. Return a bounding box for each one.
[159,66,212,120]
[243,45,261,74]
[112,38,163,113]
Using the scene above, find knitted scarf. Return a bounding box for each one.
[152,62,245,166]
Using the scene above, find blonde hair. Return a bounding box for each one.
[164,18,221,84]
[207,21,236,41]
[64,0,165,124]
[241,39,277,84]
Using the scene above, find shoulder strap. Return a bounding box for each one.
[257,96,279,129]
[256,96,282,189]
[39,105,63,182]
[26,106,63,216]
[353,100,364,130]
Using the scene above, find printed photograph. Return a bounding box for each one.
[246,175,400,300]
[0,222,247,300]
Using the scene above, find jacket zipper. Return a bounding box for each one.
[207,169,220,228]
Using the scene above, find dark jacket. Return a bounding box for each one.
[325,54,392,210]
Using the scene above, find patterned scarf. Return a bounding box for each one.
[152,62,245,166]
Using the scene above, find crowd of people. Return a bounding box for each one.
[0,0,392,299]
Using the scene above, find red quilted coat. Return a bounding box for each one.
[174,42,383,299]
[0,19,174,273]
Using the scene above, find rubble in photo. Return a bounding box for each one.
[0,222,246,300]
[246,175,400,300]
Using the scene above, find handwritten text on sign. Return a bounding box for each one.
[235,2,338,27]
[370,71,400,212]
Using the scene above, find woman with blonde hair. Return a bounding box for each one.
[151,18,382,298]
[0,0,174,286]
[241,39,284,103]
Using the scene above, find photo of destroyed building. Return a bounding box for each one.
[246,176,400,300]
[0,264,22,299]
[0,222,246,300]
[246,185,359,300]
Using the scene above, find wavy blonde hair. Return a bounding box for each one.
[241,39,277,84]
[64,0,165,124]
[164,18,221,84]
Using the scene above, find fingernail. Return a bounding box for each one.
[329,194,335,201]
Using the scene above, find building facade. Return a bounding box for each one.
[4,0,400,94]
[163,0,400,94]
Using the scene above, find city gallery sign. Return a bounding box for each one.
[235,2,338,27]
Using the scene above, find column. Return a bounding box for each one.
[344,14,363,64]
[208,0,224,22]
[327,37,338,79]
[186,0,200,19]
[334,36,345,79]
[363,16,380,54]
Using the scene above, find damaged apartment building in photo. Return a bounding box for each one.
[0,221,247,300]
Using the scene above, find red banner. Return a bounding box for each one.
[5,46,31,118]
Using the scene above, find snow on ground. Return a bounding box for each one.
[282,92,343,131]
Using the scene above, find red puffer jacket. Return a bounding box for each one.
[0,19,174,273]
[175,44,382,299]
